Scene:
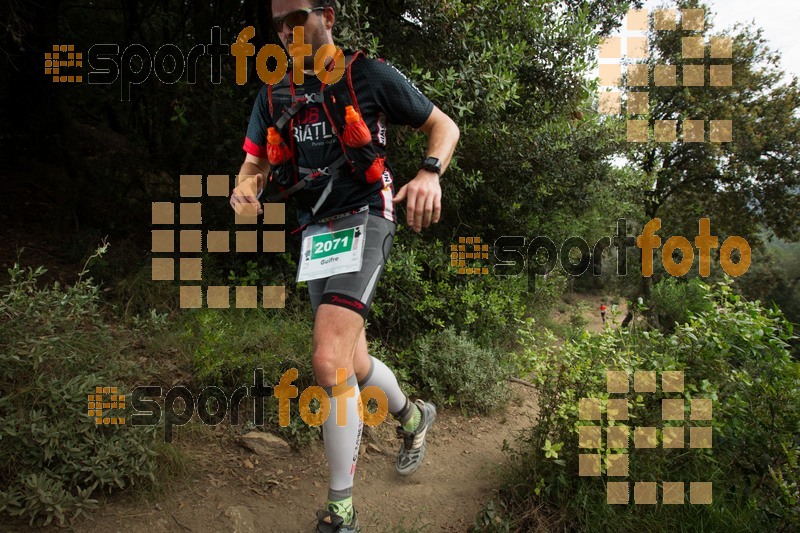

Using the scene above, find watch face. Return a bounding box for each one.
[422,157,441,173]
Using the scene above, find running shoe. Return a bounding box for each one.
[315,508,359,533]
[395,399,436,476]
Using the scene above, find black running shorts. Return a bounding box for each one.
[307,214,395,319]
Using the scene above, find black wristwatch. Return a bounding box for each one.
[419,156,442,176]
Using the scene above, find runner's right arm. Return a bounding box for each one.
[232,86,272,216]
[230,154,270,216]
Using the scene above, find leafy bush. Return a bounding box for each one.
[650,277,713,331]
[404,327,511,413]
[183,305,314,387]
[372,228,532,350]
[735,243,800,328]
[770,443,800,527]
[181,305,321,446]
[368,339,418,400]
[0,261,167,527]
[500,280,800,531]
[569,309,589,330]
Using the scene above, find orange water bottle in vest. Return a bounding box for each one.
[267,127,293,165]
[364,155,386,184]
[342,105,372,148]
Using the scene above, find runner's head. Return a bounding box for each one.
[272,0,337,70]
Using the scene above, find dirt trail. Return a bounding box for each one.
[583,297,627,334]
[67,383,539,532]
[12,294,625,533]
[551,294,629,334]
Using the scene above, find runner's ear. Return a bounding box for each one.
[321,1,336,29]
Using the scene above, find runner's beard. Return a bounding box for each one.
[288,42,320,72]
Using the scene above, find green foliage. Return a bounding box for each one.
[368,339,418,400]
[769,443,800,528]
[182,306,314,387]
[622,0,800,240]
[568,308,589,330]
[0,260,168,527]
[650,277,714,330]
[330,0,638,254]
[735,237,800,327]
[403,327,511,413]
[501,280,800,531]
[472,498,514,532]
[372,228,530,349]
[333,0,381,55]
[181,305,321,447]
[113,261,181,320]
[226,253,297,288]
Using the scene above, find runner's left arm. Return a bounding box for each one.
[393,106,460,232]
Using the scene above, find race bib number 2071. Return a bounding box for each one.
[297,224,366,282]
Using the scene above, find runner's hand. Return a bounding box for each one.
[393,171,441,232]
[230,174,265,216]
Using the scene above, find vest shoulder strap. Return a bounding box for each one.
[267,51,364,135]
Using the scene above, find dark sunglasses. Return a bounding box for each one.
[272,7,326,33]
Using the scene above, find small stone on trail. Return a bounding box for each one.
[243,459,254,469]
[238,431,291,457]
[223,505,256,533]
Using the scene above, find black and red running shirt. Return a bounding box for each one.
[243,56,434,226]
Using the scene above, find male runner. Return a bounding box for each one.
[229,1,460,530]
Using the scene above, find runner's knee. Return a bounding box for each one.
[312,305,363,386]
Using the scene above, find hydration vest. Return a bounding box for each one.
[263,50,389,211]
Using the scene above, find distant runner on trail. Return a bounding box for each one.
[229,0,460,531]
[599,303,607,325]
